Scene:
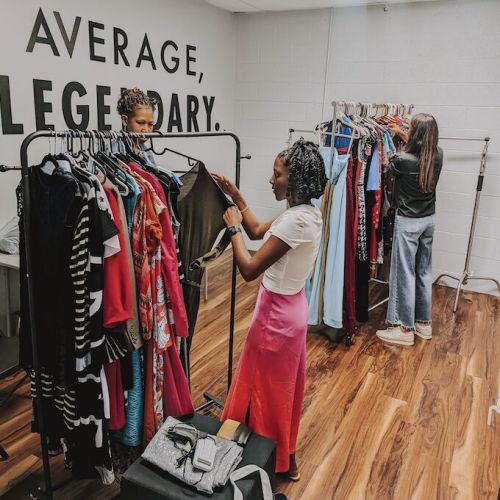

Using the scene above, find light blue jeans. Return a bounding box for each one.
[386,214,435,329]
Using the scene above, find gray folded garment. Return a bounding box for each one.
[142,417,243,494]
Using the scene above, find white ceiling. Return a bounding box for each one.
[205,0,440,12]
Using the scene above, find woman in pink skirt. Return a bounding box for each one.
[212,139,326,481]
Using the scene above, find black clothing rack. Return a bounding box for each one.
[0,165,22,171]
[19,129,244,499]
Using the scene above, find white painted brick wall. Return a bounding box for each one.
[234,0,500,296]
[234,9,332,249]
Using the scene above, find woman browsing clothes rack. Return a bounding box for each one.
[212,139,327,481]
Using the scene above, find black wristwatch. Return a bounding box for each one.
[227,226,242,237]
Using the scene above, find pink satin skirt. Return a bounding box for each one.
[221,284,308,472]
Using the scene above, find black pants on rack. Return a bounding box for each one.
[355,191,375,323]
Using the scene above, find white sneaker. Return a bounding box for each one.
[376,325,414,346]
[415,322,432,340]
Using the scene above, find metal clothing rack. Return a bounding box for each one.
[291,131,499,316]
[292,105,499,318]
[291,101,414,343]
[434,135,500,311]
[19,129,244,499]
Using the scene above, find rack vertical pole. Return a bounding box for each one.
[227,135,241,390]
[434,136,500,311]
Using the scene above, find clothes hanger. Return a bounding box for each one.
[67,130,80,159]
[84,130,110,180]
[93,131,132,195]
[62,131,82,169]
[119,131,148,166]
[40,132,64,174]
[145,131,200,166]
[345,105,370,141]
[330,102,361,153]
[107,131,138,192]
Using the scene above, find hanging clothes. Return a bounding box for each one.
[18,162,119,482]
[178,161,233,344]
[113,173,144,448]
[128,162,188,340]
[103,180,142,352]
[343,153,357,336]
[322,149,350,329]
[308,107,411,338]
[19,142,196,483]
[307,148,349,329]
[18,163,81,387]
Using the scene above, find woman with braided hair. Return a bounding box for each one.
[117,87,156,137]
[212,139,327,480]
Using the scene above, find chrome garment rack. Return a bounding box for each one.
[434,135,499,312]
[290,129,498,316]
[290,101,414,344]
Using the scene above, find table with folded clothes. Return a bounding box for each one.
[121,413,277,500]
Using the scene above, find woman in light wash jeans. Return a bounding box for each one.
[377,114,443,346]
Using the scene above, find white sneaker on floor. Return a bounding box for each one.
[415,322,432,340]
[376,325,414,346]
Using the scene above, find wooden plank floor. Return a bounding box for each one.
[1,251,499,499]
[192,253,500,499]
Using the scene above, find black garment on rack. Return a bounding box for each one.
[18,163,82,387]
[19,160,119,482]
[178,162,232,344]
[355,151,375,323]
[355,202,374,322]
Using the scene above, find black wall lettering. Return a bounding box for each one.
[89,21,106,63]
[0,75,24,135]
[33,79,54,130]
[54,11,81,58]
[203,96,215,131]
[147,90,163,130]
[167,94,182,132]
[160,41,179,74]
[26,8,60,56]
[187,95,199,132]
[62,81,89,130]
[136,34,156,70]
[186,45,196,76]
[96,85,111,130]
[113,27,130,66]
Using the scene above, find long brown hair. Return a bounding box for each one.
[405,113,439,192]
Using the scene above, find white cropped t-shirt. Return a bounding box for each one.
[262,204,322,295]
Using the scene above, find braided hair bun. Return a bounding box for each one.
[279,139,327,203]
[117,88,156,117]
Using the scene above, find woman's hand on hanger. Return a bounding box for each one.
[211,172,240,200]
[223,206,243,227]
[214,171,275,241]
